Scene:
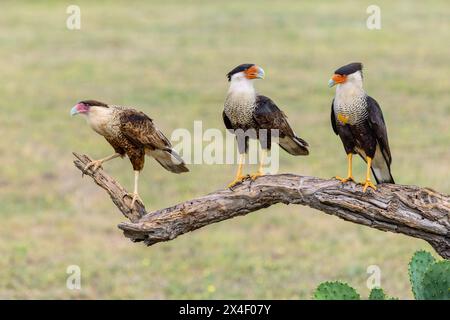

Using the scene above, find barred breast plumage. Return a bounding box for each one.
[334,94,368,125]
[224,93,257,129]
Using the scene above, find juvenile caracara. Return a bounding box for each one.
[223,64,309,187]
[329,62,394,192]
[71,100,188,207]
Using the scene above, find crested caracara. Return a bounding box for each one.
[71,100,188,207]
[223,64,309,187]
[329,62,394,192]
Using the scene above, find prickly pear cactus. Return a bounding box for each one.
[368,287,398,300]
[313,281,360,300]
[421,261,450,300]
[369,288,386,300]
[408,250,436,299]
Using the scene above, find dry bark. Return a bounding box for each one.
[73,153,450,259]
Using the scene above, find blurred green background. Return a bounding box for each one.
[0,0,448,299]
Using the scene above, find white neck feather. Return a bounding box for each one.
[335,71,365,103]
[336,81,364,98]
[228,76,256,97]
[86,106,113,135]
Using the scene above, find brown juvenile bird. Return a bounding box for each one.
[71,100,188,207]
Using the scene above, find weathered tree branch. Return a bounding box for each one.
[73,153,450,259]
[73,153,146,223]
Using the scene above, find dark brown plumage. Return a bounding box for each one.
[71,100,188,207]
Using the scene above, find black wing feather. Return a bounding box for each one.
[222,111,233,130]
[331,98,338,135]
[366,96,392,165]
[253,95,295,136]
[253,95,309,155]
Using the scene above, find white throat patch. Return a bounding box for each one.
[334,73,367,125]
[87,106,114,136]
[224,76,257,126]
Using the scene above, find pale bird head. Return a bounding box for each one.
[328,62,364,88]
[227,64,265,82]
[70,100,107,116]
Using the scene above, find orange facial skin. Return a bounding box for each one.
[245,65,264,79]
[331,73,347,84]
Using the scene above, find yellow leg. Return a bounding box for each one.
[124,170,144,208]
[362,157,377,192]
[250,149,267,180]
[83,153,121,175]
[336,153,354,183]
[227,154,247,188]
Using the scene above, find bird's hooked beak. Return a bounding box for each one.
[328,74,347,87]
[245,65,265,80]
[70,103,89,116]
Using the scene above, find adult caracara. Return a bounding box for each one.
[71,100,188,207]
[329,62,394,192]
[223,64,309,187]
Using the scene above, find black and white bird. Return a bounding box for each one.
[329,62,394,192]
[223,63,309,187]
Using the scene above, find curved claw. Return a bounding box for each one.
[123,192,143,208]
[335,175,355,183]
[362,180,377,192]
[82,160,103,177]
[227,175,248,188]
[250,171,264,181]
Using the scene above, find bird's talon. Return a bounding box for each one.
[83,160,103,173]
[335,175,355,183]
[123,192,143,208]
[362,180,377,192]
[250,172,264,180]
[227,175,248,188]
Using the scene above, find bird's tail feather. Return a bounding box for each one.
[147,148,189,174]
[371,148,394,184]
[278,135,309,156]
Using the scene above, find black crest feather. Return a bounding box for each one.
[334,62,363,75]
[227,63,255,81]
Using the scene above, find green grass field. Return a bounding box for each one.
[0,0,448,299]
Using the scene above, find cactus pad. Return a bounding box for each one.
[421,261,450,300]
[369,288,386,300]
[408,250,436,299]
[313,281,360,300]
